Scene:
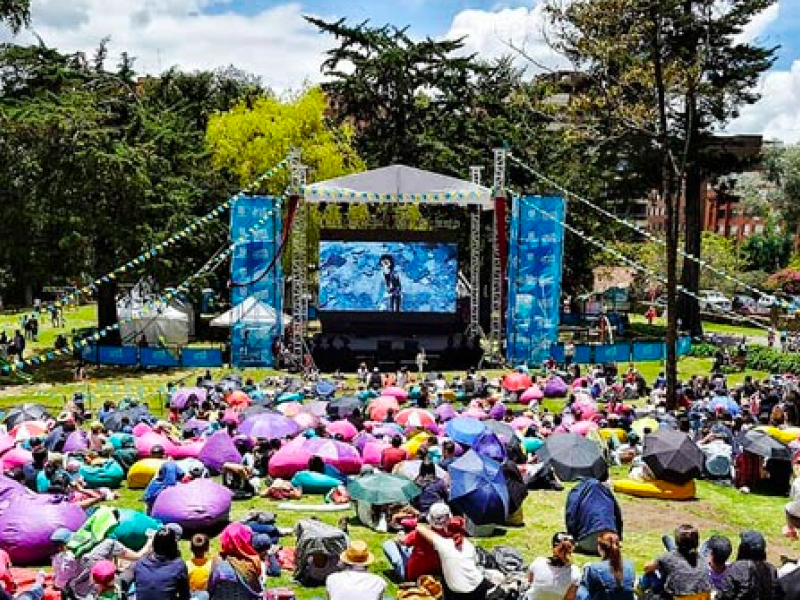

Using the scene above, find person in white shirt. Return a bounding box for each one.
[526,532,580,600]
[326,540,386,600]
[415,519,487,600]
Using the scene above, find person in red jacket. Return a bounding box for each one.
[381,435,408,473]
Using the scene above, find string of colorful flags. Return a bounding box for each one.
[514,194,771,332]
[43,158,290,312]
[508,153,792,310]
[2,198,284,375]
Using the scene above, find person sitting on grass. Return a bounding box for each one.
[382,501,452,583]
[133,526,190,600]
[526,531,580,600]
[325,541,387,600]
[576,532,636,600]
[705,534,732,593]
[186,534,211,600]
[718,531,779,600]
[642,524,712,600]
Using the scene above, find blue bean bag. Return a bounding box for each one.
[290,470,341,494]
[277,392,303,404]
[80,460,125,489]
[359,390,379,401]
[108,433,135,450]
[109,508,161,551]
[522,437,544,453]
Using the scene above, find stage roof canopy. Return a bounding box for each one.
[303,164,493,208]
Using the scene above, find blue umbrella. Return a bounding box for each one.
[707,396,741,416]
[449,450,509,525]
[315,380,337,398]
[445,417,486,447]
[471,431,506,462]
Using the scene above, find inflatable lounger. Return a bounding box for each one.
[613,478,696,501]
[276,502,352,512]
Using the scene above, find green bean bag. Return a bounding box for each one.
[109,508,161,550]
[79,460,125,489]
[359,390,379,401]
[277,392,303,404]
[108,433,135,450]
[522,437,544,453]
[290,470,341,494]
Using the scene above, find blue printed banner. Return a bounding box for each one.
[230,196,282,367]
[573,345,593,365]
[677,336,692,356]
[506,196,566,365]
[140,348,180,367]
[97,346,138,366]
[182,348,223,368]
[596,344,631,364]
[633,342,666,362]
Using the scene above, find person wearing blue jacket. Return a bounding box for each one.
[565,478,623,556]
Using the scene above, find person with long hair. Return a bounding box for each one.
[207,523,263,600]
[643,524,711,599]
[718,530,779,600]
[526,532,580,600]
[133,527,190,600]
[576,532,635,600]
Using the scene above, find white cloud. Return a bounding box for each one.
[734,2,780,45]
[727,59,800,143]
[3,0,331,91]
[444,3,569,72]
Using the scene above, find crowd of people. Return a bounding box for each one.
[2,359,800,600]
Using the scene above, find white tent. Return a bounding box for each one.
[210,297,290,328]
[303,164,493,208]
[119,305,190,345]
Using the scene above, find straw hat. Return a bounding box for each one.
[340,540,374,567]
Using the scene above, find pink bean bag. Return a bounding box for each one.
[136,431,176,458]
[520,385,544,404]
[171,439,205,459]
[1,447,32,470]
[132,423,152,437]
[268,437,362,479]
[571,421,599,436]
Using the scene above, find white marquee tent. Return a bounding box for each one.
[210,296,290,328]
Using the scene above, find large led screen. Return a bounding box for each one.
[319,241,458,313]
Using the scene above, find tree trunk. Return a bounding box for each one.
[679,159,703,337]
[97,279,121,346]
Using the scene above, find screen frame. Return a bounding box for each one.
[320,229,460,244]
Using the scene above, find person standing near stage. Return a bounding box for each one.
[379,254,402,312]
[416,348,427,374]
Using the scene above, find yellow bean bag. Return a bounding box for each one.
[127,458,165,489]
[757,426,800,445]
[440,390,456,401]
[613,478,696,501]
[599,428,628,444]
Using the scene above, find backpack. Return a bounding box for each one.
[491,546,526,574]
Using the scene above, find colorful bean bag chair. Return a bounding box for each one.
[290,470,342,494]
[171,439,205,460]
[108,433,136,450]
[268,437,362,479]
[109,508,161,551]
[522,438,544,453]
[0,447,32,470]
[80,460,125,489]
[135,431,176,458]
[543,376,568,398]
[151,479,232,533]
[613,478,696,501]
[126,458,165,489]
[198,431,241,473]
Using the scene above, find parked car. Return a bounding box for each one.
[698,290,733,313]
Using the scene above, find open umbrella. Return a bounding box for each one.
[445,417,486,446]
[276,402,304,418]
[434,403,457,422]
[394,459,447,480]
[327,420,358,441]
[315,380,337,398]
[707,396,741,416]
[327,396,363,420]
[293,412,320,430]
[368,396,400,421]
[395,408,435,430]
[3,404,49,429]
[226,390,251,409]
[302,401,329,418]
[239,414,300,440]
[740,429,792,460]
[449,450,509,525]
[503,372,532,392]
[382,386,409,401]
[536,433,608,482]
[0,434,15,456]
[642,430,704,484]
[9,420,48,442]
[472,431,506,462]
[632,417,660,438]
[170,387,207,410]
[346,472,421,504]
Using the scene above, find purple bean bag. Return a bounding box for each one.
[0,477,86,565]
[136,431,176,458]
[543,376,569,398]
[171,439,205,459]
[268,437,363,479]
[151,479,232,533]
[63,431,89,452]
[198,432,241,473]
[488,402,507,421]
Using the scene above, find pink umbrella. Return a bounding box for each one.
[327,420,358,441]
[170,387,207,409]
[520,385,544,404]
[10,421,47,442]
[1,446,32,469]
[368,396,400,421]
[293,412,319,430]
[395,408,436,429]
[511,416,535,432]
[361,440,390,466]
[571,421,599,436]
[503,372,533,392]
[382,386,409,400]
[277,402,303,418]
[226,390,251,409]
[573,400,598,420]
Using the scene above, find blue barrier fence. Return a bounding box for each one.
[552,337,691,364]
[82,345,223,368]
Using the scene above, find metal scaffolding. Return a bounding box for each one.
[467,166,483,338]
[289,151,308,368]
[490,148,507,362]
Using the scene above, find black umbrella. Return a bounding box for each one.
[102,406,153,432]
[740,429,792,461]
[642,430,704,484]
[536,433,608,482]
[3,403,49,428]
[327,396,363,419]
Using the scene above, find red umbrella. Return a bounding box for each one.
[395,408,436,429]
[382,386,409,400]
[503,372,533,392]
[368,396,400,421]
[10,421,47,442]
[327,420,358,441]
[226,390,251,409]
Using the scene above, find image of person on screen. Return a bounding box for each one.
[379,254,402,312]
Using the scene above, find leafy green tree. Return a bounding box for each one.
[742,227,792,273]
[0,0,30,33]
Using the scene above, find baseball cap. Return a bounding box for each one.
[91,560,116,586]
[50,528,73,544]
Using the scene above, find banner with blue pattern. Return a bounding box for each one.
[230,196,283,367]
[506,196,566,365]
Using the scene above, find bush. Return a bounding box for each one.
[744,345,800,375]
[688,343,717,358]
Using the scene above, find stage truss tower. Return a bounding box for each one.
[289,151,308,367]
